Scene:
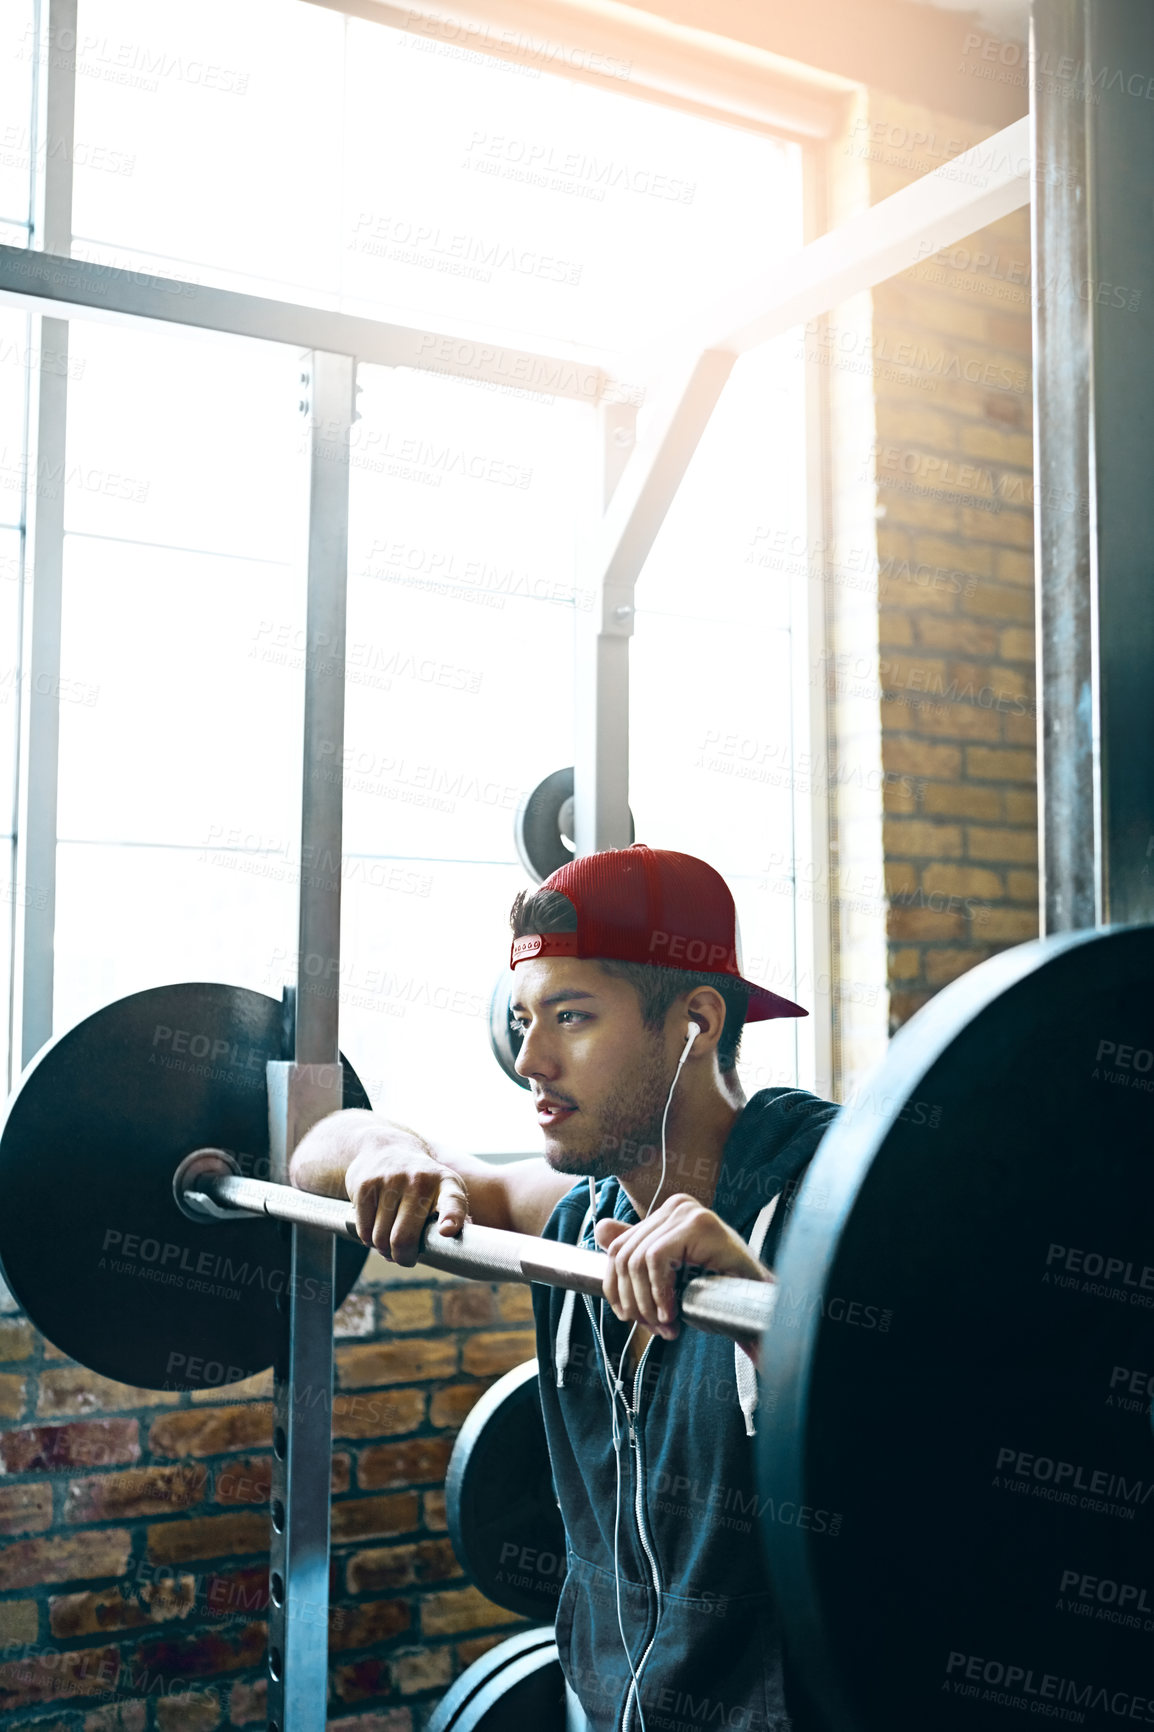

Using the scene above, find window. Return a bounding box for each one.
[8,0,813,1153]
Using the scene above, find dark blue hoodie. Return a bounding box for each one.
[532,1086,839,1732]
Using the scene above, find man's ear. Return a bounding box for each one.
[682,987,727,1056]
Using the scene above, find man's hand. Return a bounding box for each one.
[344,1138,470,1265]
[594,1194,775,1342]
[290,1111,469,1265]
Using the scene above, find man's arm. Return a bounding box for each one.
[288,1109,573,1263]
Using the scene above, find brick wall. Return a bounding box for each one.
[846,95,1040,1029]
[0,1259,537,1732]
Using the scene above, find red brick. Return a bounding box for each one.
[149,1405,273,1459]
[925,948,988,987]
[457,1634,514,1668]
[212,1456,271,1506]
[882,778,919,816]
[357,1437,453,1491]
[429,1383,490,1429]
[998,626,1035,662]
[883,819,962,858]
[329,1597,412,1650]
[346,1537,462,1594]
[0,1599,37,1644]
[336,1339,457,1389]
[972,907,1039,942]
[125,1621,267,1684]
[0,1481,52,1535]
[146,1511,269,1566]
[461,1332,535,1378]
[227,1678,266,1726]
[440,1286,499,1328]
[887,907,966,942]
[0,1529,132,1591]
[965,745,1036,783]
[883,737,962,778]
[962,581,1034,623]
[50,1577,197,1639]
[84,1705,148,1732]
[332,1656,392,1705]
[888,700,1002,741]
[1003,789,1038,825]
[378,1290,437,1333]
[330,1492,420,1545]
[332,1389,426,1439]
[965,826,1038,863]
[0,1643,122,1710]
[155,1690,221,1732]
[0,1372,26,1420]
[388,1646,454,1696]
[0,1320,34,1360]
[420,1584,522,1638]
[65,1463,208,1523]
[921,783,1003,821]
[328,1713,412,1732]
[879,611,914,647]
[36,1370,177,1417]
[200,1566,269,1621]
[1003,710,1037,745]
[423,1488,447,1532]
[915,617,1000,655]
[922,864,1004,900]
[891,946,923,982]
[0,1419,140,1474]
[1007,869,1040,901]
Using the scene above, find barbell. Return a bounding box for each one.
[0,924,1152,1732]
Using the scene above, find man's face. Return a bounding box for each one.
[511,958,674,1181]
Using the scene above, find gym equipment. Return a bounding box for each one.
[514,767,634,885]
[488,971,530,1091]
[446,1360,567,1620]
[427,1627,566,1732]
[0,981,369,1391]
[763,921,1154,1732]
[3,927,1153,1732]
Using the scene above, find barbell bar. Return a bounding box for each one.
[173,1149,778,1345]
[3,926,1154,1732]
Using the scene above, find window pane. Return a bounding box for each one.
[63,320,307,562]
[53,319,307,1034]
[0,1,36,233]
[337,365,584,1151]
[71,0,803,360]
[630,333,812,1092]
[71,0,345,300]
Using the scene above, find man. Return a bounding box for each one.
[291,843,838,1731]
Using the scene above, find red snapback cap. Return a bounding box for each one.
[509,843,806,1022]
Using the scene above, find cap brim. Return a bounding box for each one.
[742,978,808,1021]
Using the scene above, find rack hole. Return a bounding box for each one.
[271,1499,285,1533]
[270,1571,284,1606]
[273,1426,286,1460]
[269,1646,282,1681]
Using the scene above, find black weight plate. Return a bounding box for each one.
[514,767,577,885]
[450,1638,565,1732]
[488,972,530,1091]
[762,925,1154,1732]
[427,1626,557,1732]
[0,982,370,1392]
[446,1359,567,1620]
[513,766,635,886]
